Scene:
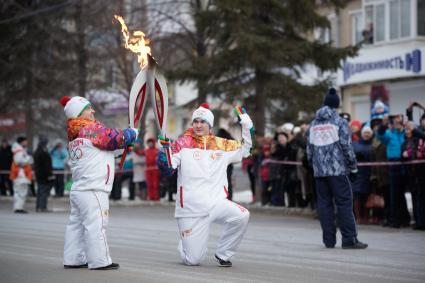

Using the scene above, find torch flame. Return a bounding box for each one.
[114,15,151,68]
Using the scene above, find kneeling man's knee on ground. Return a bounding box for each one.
[183,251,205,266]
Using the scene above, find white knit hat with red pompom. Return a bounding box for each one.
[192,103,214,127]
[59,96,91,119]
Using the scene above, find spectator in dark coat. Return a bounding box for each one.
[352,126,373,224]
[0,139,13,196]
[287,130,307,207]
[270,132,289,206]
[216,129,235,200]
[403,120,425,230]
[370,118,390,225]
[259,144,272,206]
[34,137,54,212]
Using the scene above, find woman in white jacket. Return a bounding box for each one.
[60,96,138,270]
[159,103,254,267]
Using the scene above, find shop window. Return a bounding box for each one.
[353,99,371,122]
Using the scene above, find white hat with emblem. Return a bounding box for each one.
[192,103,214,127]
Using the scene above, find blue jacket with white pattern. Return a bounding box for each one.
[306,106,357,177]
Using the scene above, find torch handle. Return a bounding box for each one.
[118,149,128,176]
[233,105,256,154]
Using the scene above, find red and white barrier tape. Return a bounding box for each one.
[0,169,135,175]
[1,159,424,176]
[262,159,425,167]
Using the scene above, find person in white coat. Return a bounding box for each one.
[158,103,254,267]
[10,136,33,213]
[131,138,147,200]
[60,95,138,270]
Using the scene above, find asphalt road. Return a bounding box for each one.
[0,198,424,283]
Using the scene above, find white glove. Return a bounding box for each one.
[239,113,253,129]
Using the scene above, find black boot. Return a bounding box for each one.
[64,263,88,269]
[342,239,368,249]
[215,255,232,267]
[90,263,120,270]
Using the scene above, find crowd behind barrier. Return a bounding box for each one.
[241,100,425,231]
[1,101,424,230]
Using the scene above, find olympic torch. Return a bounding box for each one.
[114,15,171,169]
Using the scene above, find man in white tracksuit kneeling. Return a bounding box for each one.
[158,103,253,267]
[60,95,138,270]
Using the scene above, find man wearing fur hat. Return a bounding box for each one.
[10,136,33,213]
[307,88,368,249]
[60,95,138,270]
[158,103,253,267]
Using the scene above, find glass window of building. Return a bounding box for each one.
[314,27,331,44]
[390,0,400,39]
[366,0,412,42]
[390,0,412,39]
[375,3,386,42]
[352,11,364,44]
[400,0,411,37]
[419,0,425,35]
[364,5,374,43]
[329,15,340,47]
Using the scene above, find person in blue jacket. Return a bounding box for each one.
[377,115,410,228]
[50,140,68,197]
[307,88,367,249]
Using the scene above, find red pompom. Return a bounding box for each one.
[59,96,71,107]
[200,103,210,109]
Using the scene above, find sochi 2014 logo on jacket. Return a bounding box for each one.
[309,124,340,146]
[69,139,84,161]
[210,152,223,160]
[193,150,202,160]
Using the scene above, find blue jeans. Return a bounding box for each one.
[315,175,357,247]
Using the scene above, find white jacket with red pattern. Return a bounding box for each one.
[169,115,253,218]
[67,118,127,193]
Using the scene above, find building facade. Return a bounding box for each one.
[328,0,425,122]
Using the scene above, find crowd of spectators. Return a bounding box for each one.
[0,135,168,208]
[1,101,424,229]
[246,101,425,230]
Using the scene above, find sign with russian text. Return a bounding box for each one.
[337,45,424,86]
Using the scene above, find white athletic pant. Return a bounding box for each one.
[177,199,250,265]
[63,190,112,269]
[13,183,28,211]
